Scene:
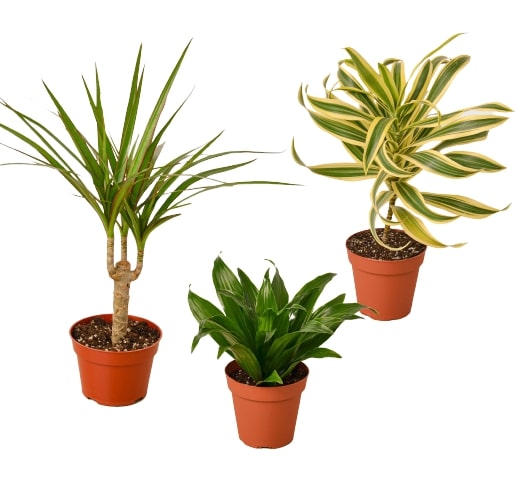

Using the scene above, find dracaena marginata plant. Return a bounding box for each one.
[0,41,286,345]
[188,255,364,385]
[292,33,511,249]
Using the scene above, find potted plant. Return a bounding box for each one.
[188,254,364,448]
[0,41,286,406]
[292,33,512,320]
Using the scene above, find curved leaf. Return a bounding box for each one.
[414,115,508,146]
[427,55,470,105]
[422,193,509,218]
[307,111,367,146]
[228,344,263,383]
[375,149,414,178]
[392,205,465,248]
[363,117,394,171]
[307,348,342,359]
[445,151,505,172]
[292,140,378,180]
[404,59,433,104]
[392,181,457,223]
[345,47,396,111]
[405,150,477,178]
[305,91,373,122]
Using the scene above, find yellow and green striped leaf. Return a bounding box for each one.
[392,206,465,248]
[308,111,367,146]
[405,60,434,103]
[427,55,470,105]
[446,151,506,172]
[387,59,406,97]
[414,115,508,146]
[392,182,457,223]
[292,139,378,179]
[378,62,400,104]
[410,33,465,73]
[305,91,373,122]
[422,193,509,218]
[405,150,478,178]
[337,65,382,116]
[345,47,396,111]
[375,149,414,178]
[363,117,394,171]
[310,162,378,180]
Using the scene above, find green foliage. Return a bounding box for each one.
[292,33,511,249]
[189,255,364,385]
[0,41,285,250]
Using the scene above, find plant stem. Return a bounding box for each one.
[121,235,128,262]
[107,237,144,345]
[382,196,397,244]
[111,260,133,344]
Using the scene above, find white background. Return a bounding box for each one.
[0,1,520,476]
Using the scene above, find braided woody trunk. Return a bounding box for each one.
[106,237,144,345]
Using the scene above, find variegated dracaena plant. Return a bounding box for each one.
[292,33,512,249]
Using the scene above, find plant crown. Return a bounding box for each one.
[0,41,285,251]
[292,33,511,249]
[189,255,364,385]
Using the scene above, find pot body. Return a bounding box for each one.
[347,245,426,321]
[70,314,162,406]
[225,360,308,448]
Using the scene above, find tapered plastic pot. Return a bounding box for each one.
[70,314,162,406]
[225,360,309,449]
[347,241,426,321]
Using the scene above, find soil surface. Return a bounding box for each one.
[228,363,309,386]
[72,317,160,352]
[346,228,426,260]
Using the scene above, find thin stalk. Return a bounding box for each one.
[121,236,128,262]
[107,237,116,276]
[382,195,397,244]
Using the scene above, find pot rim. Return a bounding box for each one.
[70,313,162,354]
[225,360,309,387]
[346,228,427,263]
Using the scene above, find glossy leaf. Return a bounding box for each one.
[190,255,364,384]
[363,117,394,171]
[391,181,457,223]
[422,193,509,218]
[392,206,464,248]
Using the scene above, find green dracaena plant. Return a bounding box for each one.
[292,33,511,249]
[0,41,288,345]
[188,255,364,385]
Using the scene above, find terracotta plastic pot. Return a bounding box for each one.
[347,245,426,321]
[70,314,162,406]
[225,360,308,449]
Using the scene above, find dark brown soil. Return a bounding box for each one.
[228,362,309,386]
[72,317,160,352]
[346,228,426,260]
